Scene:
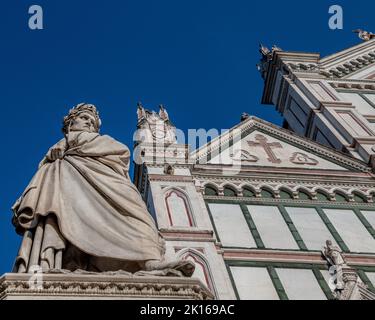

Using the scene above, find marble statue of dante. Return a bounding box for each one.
[12,103,194,276]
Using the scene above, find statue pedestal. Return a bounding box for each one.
[0,273,214,300]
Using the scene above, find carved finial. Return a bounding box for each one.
[241,112,250,121]
[257,44,282,79]
[353,29,375,41]
[159,104,169,121]
[137,102,146,121]
[259,44,270,57]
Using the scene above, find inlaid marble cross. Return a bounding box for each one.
[247,134,282,164]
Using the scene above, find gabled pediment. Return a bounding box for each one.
[191,117,371,173]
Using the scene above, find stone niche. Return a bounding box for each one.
[0,273,214,300]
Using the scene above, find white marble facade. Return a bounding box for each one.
[259,38,375,164]
[133,39,375,300]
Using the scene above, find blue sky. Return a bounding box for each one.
[0,0,374,274]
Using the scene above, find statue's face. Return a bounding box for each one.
[70,112,97,133]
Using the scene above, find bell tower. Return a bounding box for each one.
[133,103,190,199]
[135,102,177,145]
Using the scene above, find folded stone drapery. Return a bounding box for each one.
[12,131,165,272]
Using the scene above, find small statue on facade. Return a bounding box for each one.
[322,240,347,291]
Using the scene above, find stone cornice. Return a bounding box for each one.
[197,173,375,203]
[148,174,194,183]
[192,164,373,178]
[223,248,375,266]
[0,273,214,300]
[318,101,355,109]
[320,38,375,66]
[353,137,375,145]
[160,228,215,242]
[203,195,375,207]
[285,41,375,79]
[193,172,375,186]
[330,80,375,90]
[261,40,375,106]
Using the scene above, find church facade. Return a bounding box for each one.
[134,38,375,300]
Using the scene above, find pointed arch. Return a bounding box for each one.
[177,248,217,297]
[164,188,195,227]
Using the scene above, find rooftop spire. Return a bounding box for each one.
[257,44,283,80]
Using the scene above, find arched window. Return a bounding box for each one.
[204,185,218,196]
[223,186,237,197]
[165,189,194,227]
[242,187,255,198]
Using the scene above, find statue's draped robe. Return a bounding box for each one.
[12,131,165,272]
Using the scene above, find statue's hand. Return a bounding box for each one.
[48,147,64,161]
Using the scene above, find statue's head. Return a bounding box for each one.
[62,103,102,134]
